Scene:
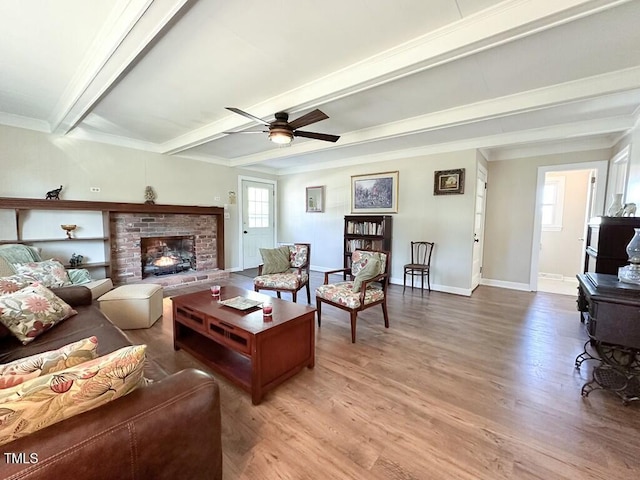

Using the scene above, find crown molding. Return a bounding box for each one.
[0,113,50,133]
[67,127,163,153]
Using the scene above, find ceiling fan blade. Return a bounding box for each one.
[226,107,270,126]
[294,130,340,142]
[288,109,329,130]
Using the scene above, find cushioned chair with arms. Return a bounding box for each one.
[403,241,434,295]
[315,250,390,343]
[254,243,311,303]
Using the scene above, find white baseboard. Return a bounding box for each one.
[388,277,472,296]
[480,278,531,291]
[225,267,242,273]
[539,272,563,280]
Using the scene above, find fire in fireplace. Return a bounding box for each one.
[141,236,195,277]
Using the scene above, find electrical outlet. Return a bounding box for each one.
[224,213,230,219]
[214,196,221,201]
[90,187,101,193]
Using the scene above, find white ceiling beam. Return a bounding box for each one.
[228,66,640,167]
[274,117,630,175]
[161,0,633,155]
[50,0,194,135]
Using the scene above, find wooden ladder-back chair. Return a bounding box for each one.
[315,250,390,343]
[403,241,434,295]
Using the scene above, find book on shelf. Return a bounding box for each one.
[346,239,382,252]
[346,221,384,236]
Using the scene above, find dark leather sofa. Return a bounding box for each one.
[0,286,222,480]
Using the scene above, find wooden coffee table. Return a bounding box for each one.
[172,286,316,404]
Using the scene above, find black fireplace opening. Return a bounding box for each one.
[141,236,195,277]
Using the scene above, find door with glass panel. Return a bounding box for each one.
[242,180,275,268]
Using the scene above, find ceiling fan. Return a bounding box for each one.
[223,107,340,144]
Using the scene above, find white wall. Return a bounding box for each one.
[0,125,275,270]
[613,125,640,205]
[538,170,590,278]
[483,149,611,287]
[278,150,478,294]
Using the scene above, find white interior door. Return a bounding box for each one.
[472,165,487,291]
[241,180,275,269]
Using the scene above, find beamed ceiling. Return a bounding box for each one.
[1,0,640,174]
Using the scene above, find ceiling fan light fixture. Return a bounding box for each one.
[269,128,293,145]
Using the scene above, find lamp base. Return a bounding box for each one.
[619,265,640,285]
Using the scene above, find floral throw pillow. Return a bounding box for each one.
[0,284,77,345]
[13,259,72,288]
[0,336,98,389]
[0,344,146,446]
[0,275,33,295]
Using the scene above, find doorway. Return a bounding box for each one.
[530,161,608,294]
[239,178,276,269]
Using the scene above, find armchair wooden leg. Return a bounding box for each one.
[292,291,297,303]
[350,311,358,343]
[254,285,259,293]
[381,301,389,329]
[306,283,311,304]
[316,299,322,327]
[276,292,281,299]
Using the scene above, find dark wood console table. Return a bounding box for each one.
[575,273,640,404]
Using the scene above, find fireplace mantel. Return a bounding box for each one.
[0,197,225,282]
[0,197,222,216]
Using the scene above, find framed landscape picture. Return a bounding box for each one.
[351,171,399,213]
[434,168,465,195]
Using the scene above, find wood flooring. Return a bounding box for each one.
[127,272,640,480]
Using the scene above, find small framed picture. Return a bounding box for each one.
[434,169,465,195]
[306,186,324,212]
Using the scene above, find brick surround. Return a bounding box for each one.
[111,213,219,285]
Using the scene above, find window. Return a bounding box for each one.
[541,176,565,231]
[247,187,270,228]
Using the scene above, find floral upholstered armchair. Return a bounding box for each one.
[315,250,390,343]
[254,243,311,303]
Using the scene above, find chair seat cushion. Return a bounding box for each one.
[316,282,384,309]
[254,272,308,290]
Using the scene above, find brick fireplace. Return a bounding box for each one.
[111,212,223,286]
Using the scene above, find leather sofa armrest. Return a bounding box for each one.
[0,369,222,480]
[50,285,93,307]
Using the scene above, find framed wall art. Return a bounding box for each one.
[434,169,465,195]
[306,186,324,212]
[351,171,399,213]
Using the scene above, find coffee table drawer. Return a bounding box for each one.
[207,317,251,355]
[175,305,206,332]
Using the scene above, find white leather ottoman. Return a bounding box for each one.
[98,284,163,329]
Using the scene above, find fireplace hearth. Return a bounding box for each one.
[141,236,195,277]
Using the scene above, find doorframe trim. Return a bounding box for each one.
[529,160,608,291]
[237,176,277,270]
[472,163,488,291]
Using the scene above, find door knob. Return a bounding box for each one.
[243,230,248,234]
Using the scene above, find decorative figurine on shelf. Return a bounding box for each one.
[144,186,156,205]
[45,185,63,200]
[61,224,77,239]
[69,253,84,268]
[623,203,637,217]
